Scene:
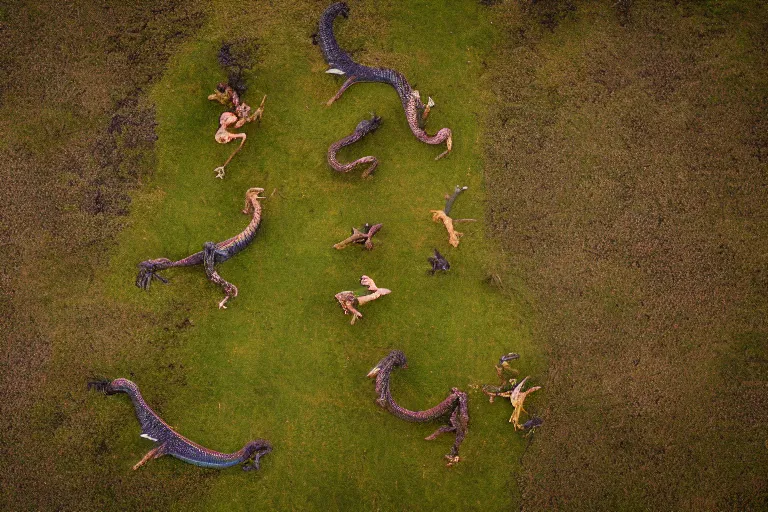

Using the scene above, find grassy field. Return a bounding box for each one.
[3,1,542,510]
[100,1,541,509]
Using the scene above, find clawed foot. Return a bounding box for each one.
[445,455,460,467]
[214,166,226,179]
[136,259,172,290]
[242,457,262,471]
[435,135,453,161]
[349,311,362,325]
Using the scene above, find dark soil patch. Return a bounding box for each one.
[217,38,262,96]
[484,1,768,509]
[0,1,205,509]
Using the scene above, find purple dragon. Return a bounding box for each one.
[135,187,265,309]
[367,350,469,466]
[316,2,452,160]
[88,378,272,471]
[327,114,382,177]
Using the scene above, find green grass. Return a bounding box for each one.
[92,1,541,510]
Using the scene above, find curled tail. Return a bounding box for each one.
[328,114,382,177]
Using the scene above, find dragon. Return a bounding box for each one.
[333,222,383,250]
[136,187,265,309]
[328,114,382,177]
[208,82,266,178]
[431,185,474,248]
[482,353,542,430]
[88,378,272,471]
[316,2,452,160]
[427,248,450,275]
[335,275,390,324]
[367,350,469,466]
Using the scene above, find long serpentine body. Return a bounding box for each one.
[317,2,452,160]
[328,114,382,177]
[136,187,265,309]
[367,350,468,466]
[88,378,272,471]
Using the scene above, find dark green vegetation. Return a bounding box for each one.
[484,0,768,509]
[2,0,767,510]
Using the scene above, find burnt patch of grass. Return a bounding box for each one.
[217,38,262,95]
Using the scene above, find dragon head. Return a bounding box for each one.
[367,349,407,378]
[245,187,266,200]
[498,353,520,366]
[334,2,350,18]
[355,114,382,135]
[136,258,172,290]
[88,377,138,396]
[87,379,115,395]
[242,187,266,214]
[522,417,543,430]
[241,439,273,471]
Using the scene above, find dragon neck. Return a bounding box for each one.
[329,131,364,155]
[237,199,263,245]
[109,378,152,416]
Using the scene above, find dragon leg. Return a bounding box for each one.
[425,425,456,441]
[248,95,267,123]
[430,210,463,248]
[418,97,435,128]
[326,75,358,106]
[434,134,453,161]
[203,242,238,309]
[214,135,247,179]
[132,445,165,470]
[333,228,368,250]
